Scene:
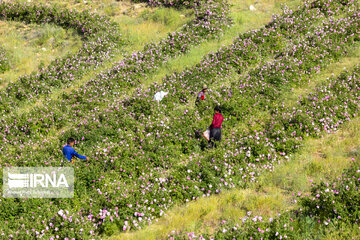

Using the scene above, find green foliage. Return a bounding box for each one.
[0,46,10,73]
[171,163,360,239]
[2,0,360,239]
[0,0,124,111]
[301,164,360,224]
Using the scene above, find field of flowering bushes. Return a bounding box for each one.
[133,0,197,8]
[1,0,360,239]
[0,45,10,74]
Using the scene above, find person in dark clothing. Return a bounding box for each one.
[195,84,208,106]
[209,106,223,148]
[62,138,89,165]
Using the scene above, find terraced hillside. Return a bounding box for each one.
[1,0,360,239]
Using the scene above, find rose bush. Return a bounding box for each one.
[0,45,10,73]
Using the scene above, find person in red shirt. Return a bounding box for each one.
[209,106,223,148]
[195,84,208,106]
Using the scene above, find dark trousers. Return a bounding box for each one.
[195,98,201,106]
[209,128,221,149]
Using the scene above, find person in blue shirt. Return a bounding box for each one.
[62,138,89,164]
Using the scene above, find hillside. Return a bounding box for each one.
[113,35,360,240]
[0,0,360,239]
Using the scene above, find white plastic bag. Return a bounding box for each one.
[153,91,169,102]
[203,128,210,141]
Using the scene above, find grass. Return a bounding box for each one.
[0,20,82,89]
[112,189,289,240]
[29,0,193,53]
[322,225,360,240]
[113,6,193,53]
